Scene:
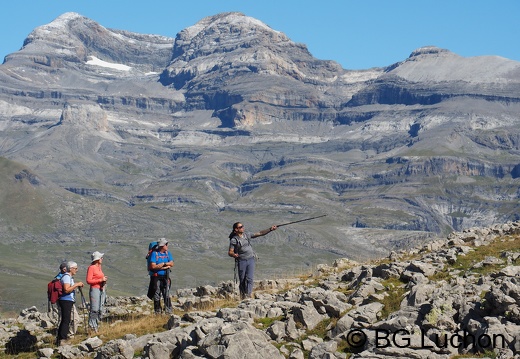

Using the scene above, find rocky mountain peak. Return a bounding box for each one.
[161,11,340,90]
[172,12,293,60]
[28,12,85,35]
[386,44,520,84]
[22,12,102,58]
[408,45,452,59]
[5,12,173,75]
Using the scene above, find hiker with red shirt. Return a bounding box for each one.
[86,251,107,332]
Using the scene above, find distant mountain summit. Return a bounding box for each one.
[0,12,519,309]
[161,12,342,87]
[3,12,173,83]
[159,12,346,127]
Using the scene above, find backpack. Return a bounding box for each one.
[145,241,159,270]
[47,276,63,304]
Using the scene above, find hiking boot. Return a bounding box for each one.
[153,300,162,313]
[59,339,72,346]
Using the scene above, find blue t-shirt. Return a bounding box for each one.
[60,273,75,302]
[148,250,174,276]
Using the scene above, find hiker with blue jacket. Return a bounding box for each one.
[57,261,84,346]
[49,262,80,337]
[147,238,174,314]
[228,222,277,299]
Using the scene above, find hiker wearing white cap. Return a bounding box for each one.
[57,261,84,346]
[50,262,80,337]
[86,251,107,332]
[147,238,174,314]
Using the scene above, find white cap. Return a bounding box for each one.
[158,238,168,247]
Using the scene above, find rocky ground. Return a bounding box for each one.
[1,222,519,358]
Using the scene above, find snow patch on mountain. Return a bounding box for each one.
[86,56,132,71]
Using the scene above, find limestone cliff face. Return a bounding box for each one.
[159,12,350,127]
[9,12,173,72]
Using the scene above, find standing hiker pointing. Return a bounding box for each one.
[228,222,277,299]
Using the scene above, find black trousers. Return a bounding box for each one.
[147,276,171,312]
[57,300,74,340]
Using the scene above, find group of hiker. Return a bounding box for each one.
[50,251,107,346]
[50,222,278,345]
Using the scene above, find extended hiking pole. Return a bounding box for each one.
[165,268,172,314]
[233,260,238,301]
[101,284,108,327]
[276,214,327,227]
[78,287,89,335]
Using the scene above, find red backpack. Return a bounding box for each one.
[47,277,64,304]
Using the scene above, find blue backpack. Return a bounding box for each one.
[145,241,158,270]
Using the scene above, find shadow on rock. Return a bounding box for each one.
[5,329,37,355]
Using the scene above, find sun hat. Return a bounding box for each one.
[91,251,104,262]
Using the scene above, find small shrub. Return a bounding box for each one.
[378,277,407,319]
[253,315,285,329]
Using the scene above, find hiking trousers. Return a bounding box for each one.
[153,276,172,313]
[57,300,74,341]
[89,287,106,331]
[237,256,255,298]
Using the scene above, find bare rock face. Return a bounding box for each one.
[6,12,173,74]
[0,11,520,312]
[160,12,346,127]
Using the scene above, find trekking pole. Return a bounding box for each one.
[165,268,172,312]
[233,260,238,301]
[102,284,108,326]
[78,287,89,335]
[275,214,327,227]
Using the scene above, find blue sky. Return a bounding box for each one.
[1,0,519,70]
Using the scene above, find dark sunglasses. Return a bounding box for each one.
[237,225,244,229]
